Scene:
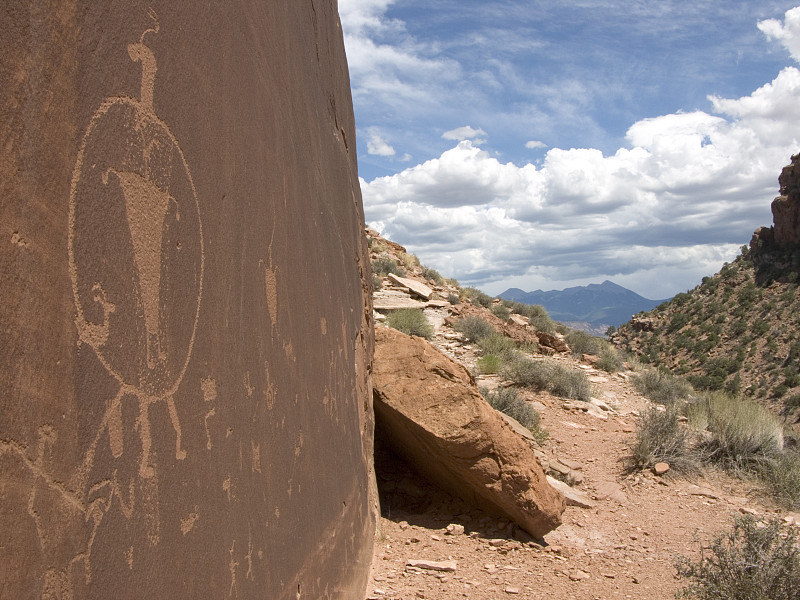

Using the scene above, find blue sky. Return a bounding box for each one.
[338,1,800,299]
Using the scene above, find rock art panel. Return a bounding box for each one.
[0,3,374,599]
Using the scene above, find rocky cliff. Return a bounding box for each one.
[0,3,374,598]
[614,155,800,421]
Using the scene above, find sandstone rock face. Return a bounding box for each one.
[772,154,800,247]
[0,3,374,599]
[373,327,565,538]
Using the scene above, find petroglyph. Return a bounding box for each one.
[43,14,204,590]
[181,507,200,535]
[229,540,240,599]
[251,441,261,473]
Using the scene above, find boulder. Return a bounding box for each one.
[373,327,565,538]
[536,331,570,353]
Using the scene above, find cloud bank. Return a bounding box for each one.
[345,3,800,298]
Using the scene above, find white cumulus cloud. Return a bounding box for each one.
[361,62,800,298]
[525,140,547,149]
[366,128,396,156]
[442,126,488,144]
[758,7,800,63]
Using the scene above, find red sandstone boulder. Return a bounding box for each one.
[372,327,565,538]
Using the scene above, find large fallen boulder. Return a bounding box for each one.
[373,327,565,538]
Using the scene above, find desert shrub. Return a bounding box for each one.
[525,304,558,334]
[461,287,493,308]
[632,368,692,405]
[761,451,800,510]
[476,331,516,359]
[629,405,697,473]
[400,252,420,271]
[477,354,502,374]
[691,392,784,469]
[783,394,800,414]
[675,515,800,600]
[596,345,624,373]
[482,387,547,444]
[564,329,603,356]
[447,293,460,305]
[491,303,511,321]
[502,356,590,401]
[421,266,444,285]
[372,273,383,291]
[386,308,433,340]
[371,257,405,277]
[454,316,496,342]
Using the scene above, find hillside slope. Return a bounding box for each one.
[613,155,800,423]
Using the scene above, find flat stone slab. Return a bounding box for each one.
[373,297,427,311]
[387,273,434,300]
[546,477,594,509]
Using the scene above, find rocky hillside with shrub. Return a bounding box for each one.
[613,155,800,424]
[365,225,800,599]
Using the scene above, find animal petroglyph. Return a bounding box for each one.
[35,14,206,592]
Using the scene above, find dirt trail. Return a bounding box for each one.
[367,316,782,600]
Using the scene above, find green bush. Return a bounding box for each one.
[461,287,493,308]
[690,392,784,469]
[482,387,547,444]
[371,257,405,277]
[386,308,433,340]
[421,266,444,285]
[454,316,496,342]
[477,354,502,374]
[761,451,800,510]
[502,356,590,401]
[447,293,460,305]
[564,329,604,356]
[525,304,558,334]
[632,369,692,405]
[596,345,624,373]
[675,515,800,600]
[629,405,697,473]
[476,331,516,359]
[491,303,511,321]
[372,273,382,291]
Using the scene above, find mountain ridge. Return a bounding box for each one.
[499,280,669,329]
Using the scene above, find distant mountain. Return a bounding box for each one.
[499,280,669,328]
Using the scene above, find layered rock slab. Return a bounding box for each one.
[373,327,565,538]
[0,3,374,599]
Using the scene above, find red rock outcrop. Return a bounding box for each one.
[372,327,565,538]
[0,3,374,598]
[772,154,800,247]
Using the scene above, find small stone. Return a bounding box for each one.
[399,521,409,530]
[445,523,465,536]
[488,538,506,547]
[406,559,457,572]
[569,569,590,581]
[654,462,670,476]
[504,586,521,594]
[430,535,442,541]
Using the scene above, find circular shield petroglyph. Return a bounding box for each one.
[69,52,203,399]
